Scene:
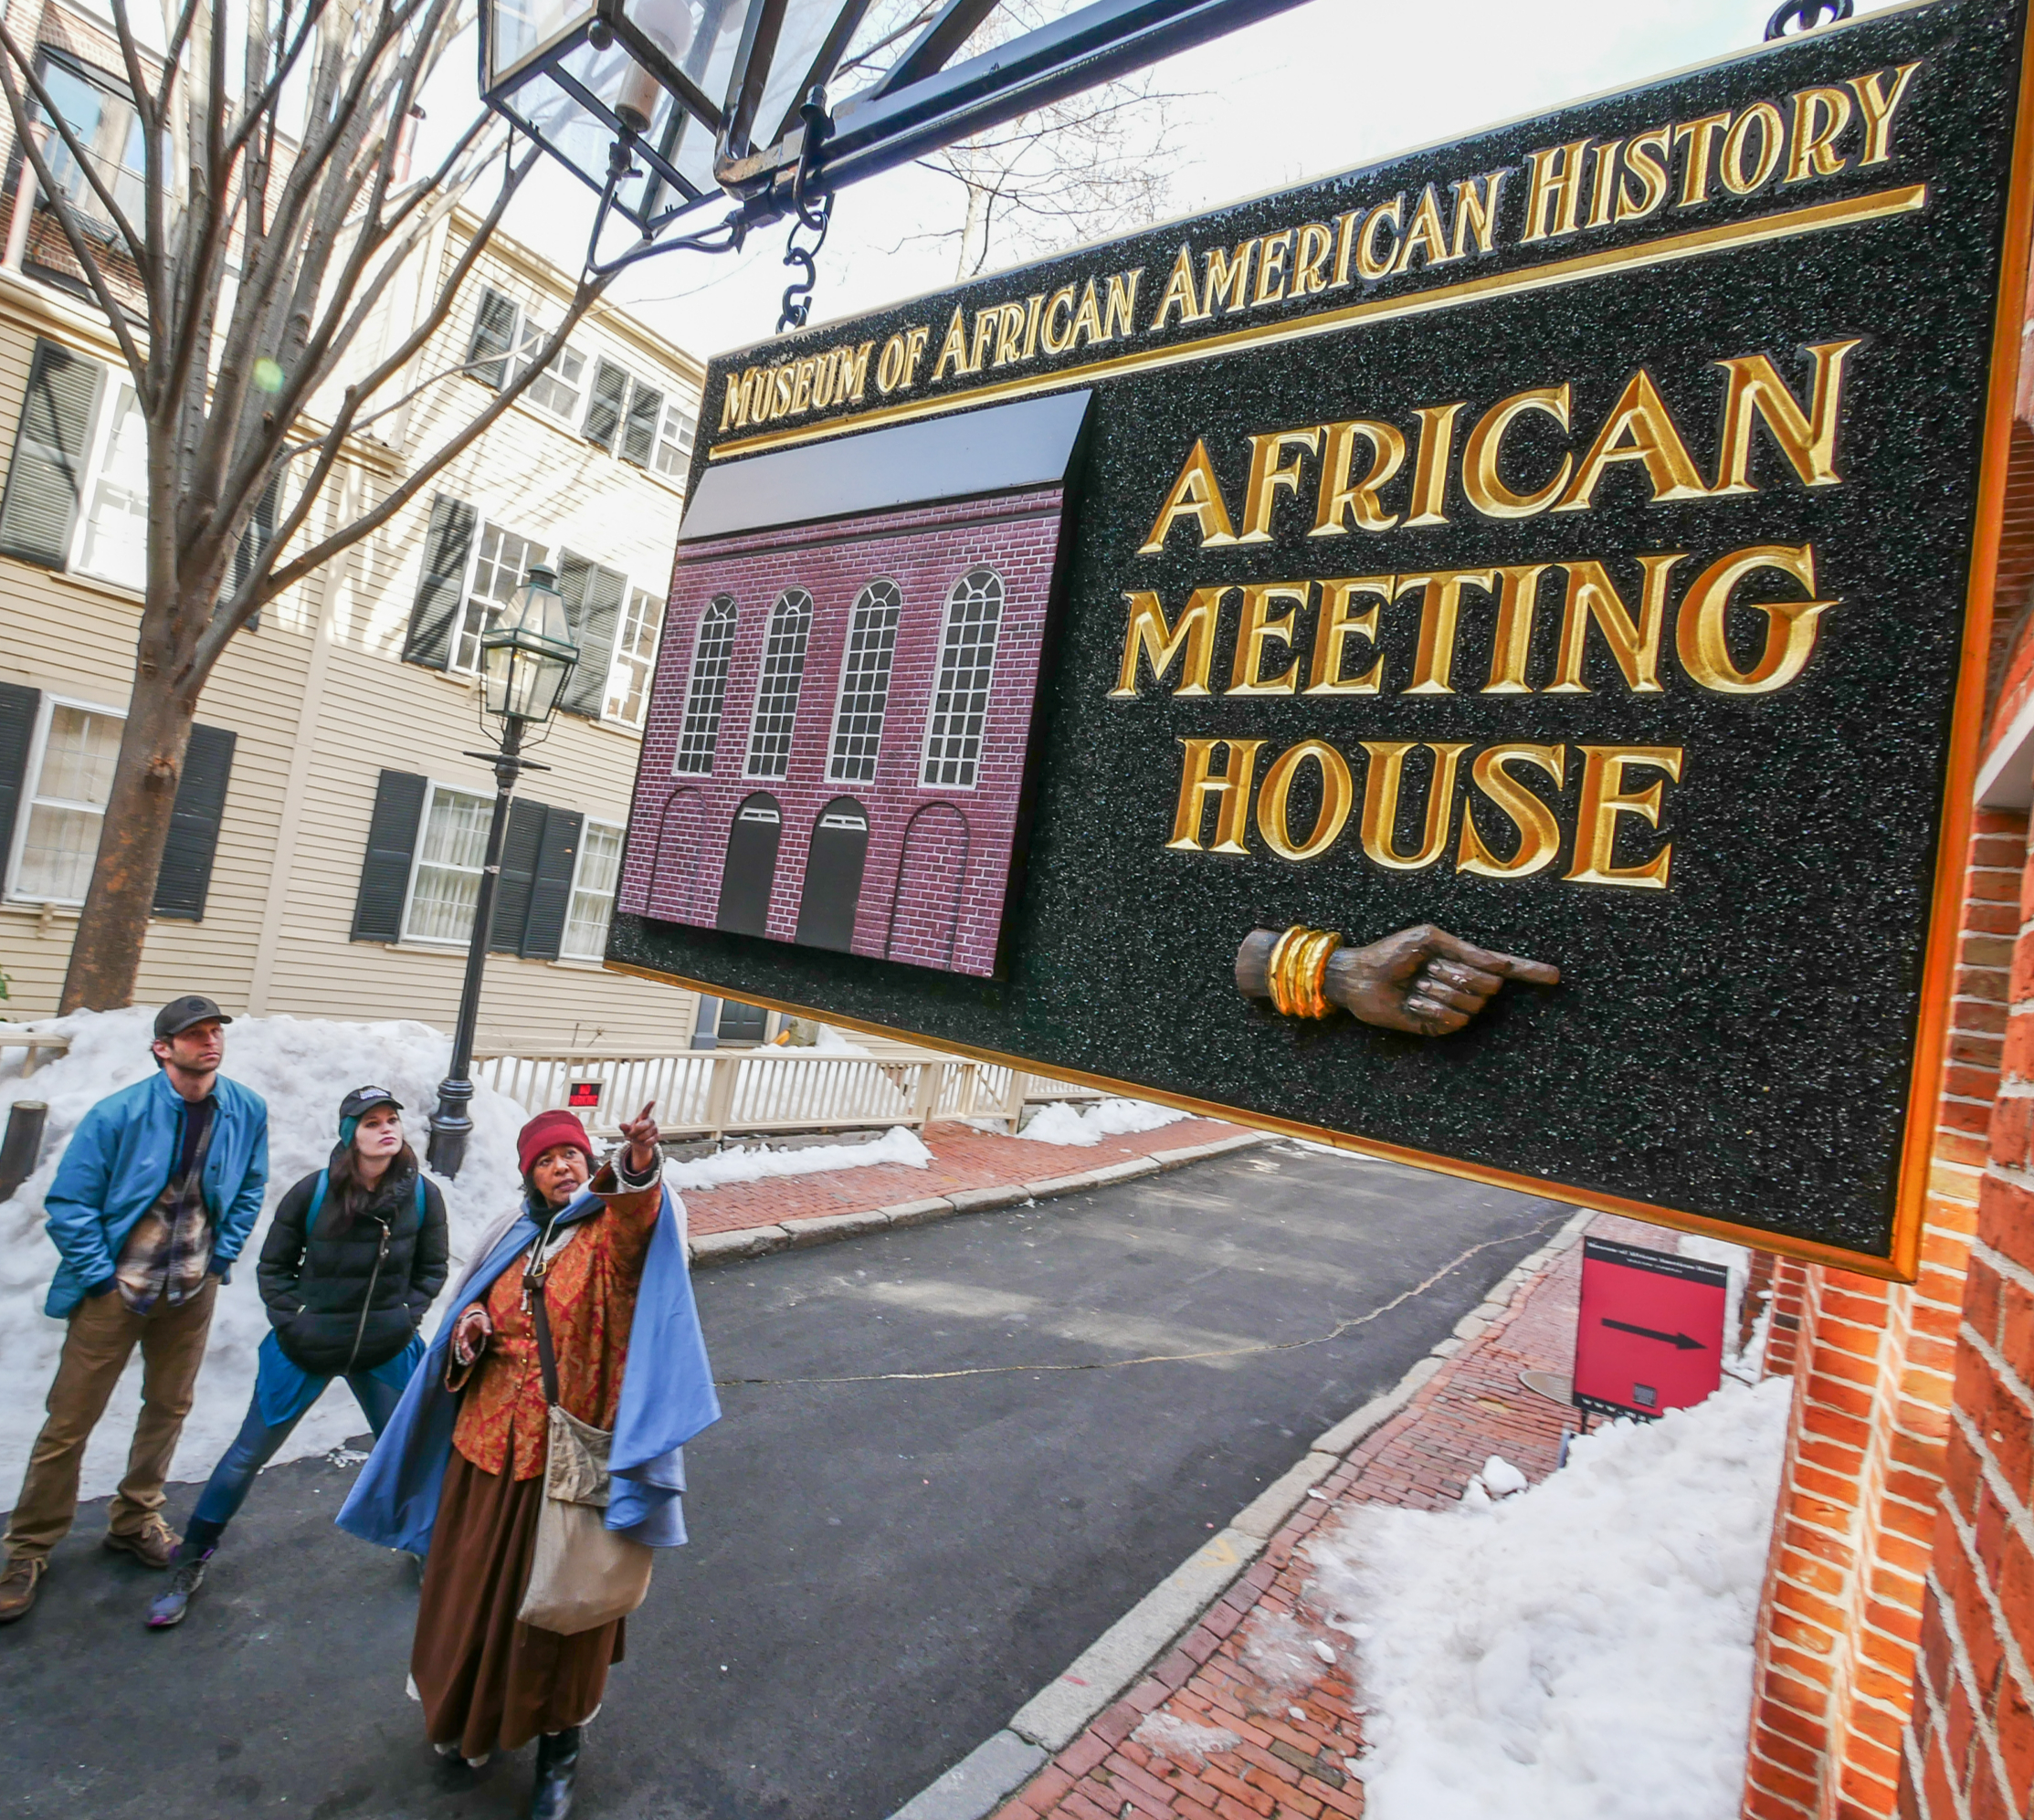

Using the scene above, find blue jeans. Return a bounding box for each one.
[185,1370,405,1552]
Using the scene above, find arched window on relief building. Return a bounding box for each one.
[671,594,738,776]
[921,567,1004,790]
[744,587,814,781]
[827,580,902,784]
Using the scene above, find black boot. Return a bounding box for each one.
[529,1727,580,1820]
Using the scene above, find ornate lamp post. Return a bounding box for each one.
[427,565,580,1177]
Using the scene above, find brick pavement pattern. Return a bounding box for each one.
[991,1212,1669,1820]
[680,1116,1254,1237]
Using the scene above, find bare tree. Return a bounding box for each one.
[0,0,615,1012]
[839,0,1185,280]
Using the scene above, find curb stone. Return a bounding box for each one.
[880,1198,1598,1820]
[684,1131,1273,1268]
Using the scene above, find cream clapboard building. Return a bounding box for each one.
[0,0,754,1053]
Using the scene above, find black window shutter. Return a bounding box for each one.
[585,361,629,452]
[402,494,477,670]
[351,769,428,942]
[468,288,519,388]
[0,339,103,567]
[488,796,547,954]
[152,722,235,921]
[230,470,280,632]
[620,382,662,467]
[0,680,41,883]
[521,806,584,961]
[558,552,626,719]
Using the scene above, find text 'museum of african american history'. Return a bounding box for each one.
[611,0,2034,1277]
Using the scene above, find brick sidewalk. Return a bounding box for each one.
[992,1213,1663,1820]
[681,1115,1257,1237]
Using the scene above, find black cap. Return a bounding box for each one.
[339,1085,403,1122]
[153,994,231,1041]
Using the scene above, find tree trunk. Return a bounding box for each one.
[58,658,195,1014]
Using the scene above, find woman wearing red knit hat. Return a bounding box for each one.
[341,1101,719,1820]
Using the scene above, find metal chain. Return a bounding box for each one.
[1765,0,1852,40]
[776,191,833,334]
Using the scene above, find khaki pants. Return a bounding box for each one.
[3,1276,218,1562]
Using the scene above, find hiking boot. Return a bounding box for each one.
[144,1545,213,1628]
[0,1555,44,1624]
[529,1726,580,1820]
[103,1514,180,1568]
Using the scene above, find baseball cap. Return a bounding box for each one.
[153,994,231,1041]
[339,1085,404,1122]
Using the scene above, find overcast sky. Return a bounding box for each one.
[564,0,1912,374]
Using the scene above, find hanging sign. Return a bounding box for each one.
[611,0,2034,1277]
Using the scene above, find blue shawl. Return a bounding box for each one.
[335,1184,719,1553]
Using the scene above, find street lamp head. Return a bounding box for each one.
[480,563,580,728]
[479,0,860,235]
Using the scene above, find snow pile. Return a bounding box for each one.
[1017,1097,1193,1146]
[1309,1376,1791,1819]
[1133,1711,1241,1765]
[662,1124,931,1193]
[810,1026,873,1055]
[0,1007,534,1500]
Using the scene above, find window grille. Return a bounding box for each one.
[452,523,547,675]
[827,580,901,784]
[606,586,663,728]
[561,821,623,959]
[922,568,1004,789]
[15,702,121,901]
[402,785,490,943]
[744,589,813,780]
[673,595,738,774]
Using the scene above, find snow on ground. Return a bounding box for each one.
[0,1008,930,1503]
[1308,1375,1793,1820]
[1017,1097,1193,1146]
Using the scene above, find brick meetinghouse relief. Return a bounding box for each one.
[617,394,1089,978]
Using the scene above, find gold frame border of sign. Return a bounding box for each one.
[645,5,2034,1283]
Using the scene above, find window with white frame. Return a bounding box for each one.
[401,784,490,944]
[745,589,813,780]
[9,699,121,902]
[922,568,1004,788]
[654,401,695,479]
[605,585,662,729]
[673,594,737,775]
[450,522,549,676]
[827,580,901,784]
[74,379,147,588]
[469,285,585,426]
[561,820,623,960]
[35,53,147,236]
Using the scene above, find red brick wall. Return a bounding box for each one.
[1741,814,2017,1820]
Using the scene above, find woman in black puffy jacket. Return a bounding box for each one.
[144,1084,448,1628]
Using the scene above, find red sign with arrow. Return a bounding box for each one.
[1574,1236,1727,1421]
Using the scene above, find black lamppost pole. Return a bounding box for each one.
[427,565,580,1177]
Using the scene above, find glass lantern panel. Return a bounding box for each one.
[751,0,860,153]
[488,0,599,87]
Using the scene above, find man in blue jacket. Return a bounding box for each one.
[0,995,268,1623]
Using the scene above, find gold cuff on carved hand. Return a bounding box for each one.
[1267,925,1342,1019]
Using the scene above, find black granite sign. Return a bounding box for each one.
[613,0,2034,1276]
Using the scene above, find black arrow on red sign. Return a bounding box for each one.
[1601,1317,1706,1351]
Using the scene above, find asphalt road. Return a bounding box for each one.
[0,1141,1569,1820]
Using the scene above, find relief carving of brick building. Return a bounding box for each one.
[617,394,1087,978]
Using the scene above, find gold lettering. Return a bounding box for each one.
[1586,140,1623,228]
[1722,100,1784,194]
[1330,209,1361,289]
[1168,738,1265,853]
[1484,564,1552,694]
[1141,441,1238,552]
[1457,745,1566,878]
[1239,427,1323,542]
[931,306,973,382]
[1406,403,1464,527]
[1258,741,1355,862]
[1306,578,1391,694]
[1022,294,1044,359]
[1675,542,1838,693]
[1356,198,1402,281]
[1312,421,1407,535]
[1546,554,1685,694]
[842,342,873,401]
[792,358,815,413]
[1462,385,1574,519]
[1711,339,1859,494]
[994,302,1028,366]
[1114,588,1223,697]
[1618,127,1671,221]
[1850,62,1921,165]
[1202,241,1258,314]
[1566,746,1682,888]
[1041,286,1079,354]
[1523,139,1590,241]
[773,365,795,415]
[1359,742,1470,870]
[1787,86,1854,181]
[1149,247,1203,331]
[1070,279,1108,346]
[969,309,1001,372]
[1103,268,1143,340]
[718,370,750,432]
[1449,170,1509,257]
[1556,370,1709,509]
[811,350,837,411]
[1293,222,1335,295]
[1253,232,1294,304]
[903,325,930,384]
[1394,185,1453,273]
[1672,112,1732,205]
[1229,583,1311,694]
[1399,569,1497,695]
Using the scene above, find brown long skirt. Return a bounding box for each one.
[411,1449,626,1755]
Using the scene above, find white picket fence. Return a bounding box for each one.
[472,1047,1102,1139]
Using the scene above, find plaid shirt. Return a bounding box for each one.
[113,1095,216,1313]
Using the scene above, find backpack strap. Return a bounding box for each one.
[414,1175,426,1220]
[307,1171,329,1234]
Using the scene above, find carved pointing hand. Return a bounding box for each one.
[1333,924,1560,1036]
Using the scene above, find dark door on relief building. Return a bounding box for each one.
[795,798,870,952]
[717,793,782,936]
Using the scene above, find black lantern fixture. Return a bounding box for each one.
[476,0,1313,278]
[426,567,581,1176]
